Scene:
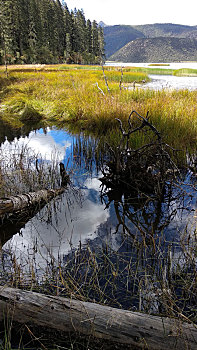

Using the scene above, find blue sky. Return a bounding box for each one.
[65,0,197,26]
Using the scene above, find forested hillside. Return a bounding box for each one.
[0,0,104,64]
[133,23,197,39]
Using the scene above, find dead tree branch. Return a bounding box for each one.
[0,287,197,349]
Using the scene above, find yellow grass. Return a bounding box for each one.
[0,64,196,150]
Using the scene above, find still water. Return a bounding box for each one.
[106,61,197,70]
[1,128,196,272]
[106,61,197,90]
[145,74,197,90]
[0,71,196,312]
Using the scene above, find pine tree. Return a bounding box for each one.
[92,20,100,57]
[0,0,105,65]
[86,19,92,53]
[54,0,65,60]
[0,0,16,64]
[98,26,105,62]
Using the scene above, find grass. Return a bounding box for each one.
[148,63,170,66]
[0,64,196,151]
[173,68,197,76]
[0,129,196,348]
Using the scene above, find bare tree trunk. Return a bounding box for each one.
[0,188,64,216]
[0,287,196,349]
[2,33,8,78]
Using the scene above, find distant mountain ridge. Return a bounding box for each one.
[103,23,197,62]
[104,25,145,57]
[109,37,197,63]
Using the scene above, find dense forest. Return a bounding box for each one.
[0,0,105,65]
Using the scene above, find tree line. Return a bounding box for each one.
[0,0,105,65]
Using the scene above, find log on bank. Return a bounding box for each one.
[0,287,197,349]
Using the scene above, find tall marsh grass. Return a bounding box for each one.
[173,68,197,76]
[0,64,196,150]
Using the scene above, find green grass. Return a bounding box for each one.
[120,66,174,75]
[173,68,197,76]
[0,64,196,151]
[148,63,170,66]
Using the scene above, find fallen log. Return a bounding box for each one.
[0,188,65,217]
[0,287,196,349]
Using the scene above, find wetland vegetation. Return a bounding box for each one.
[0,64,196,150]
[0,64,197,349]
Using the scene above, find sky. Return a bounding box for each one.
[64,0,197,27]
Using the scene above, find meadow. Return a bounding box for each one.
[0,64,197,349]
[0,64,196,152]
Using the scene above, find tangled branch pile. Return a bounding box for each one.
[101,110,179,198]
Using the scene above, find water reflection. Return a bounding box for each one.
[0,128,72,163]
[0,127,196,316]
[3,178,109,270]
[1,129,196,256]
[0,119,44,144]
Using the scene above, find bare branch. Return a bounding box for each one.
[119,67,123,91]
[101,64,110,93]
[94,82,105,96]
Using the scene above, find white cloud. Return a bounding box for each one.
[5,187,110,270]
[0,130,71,163]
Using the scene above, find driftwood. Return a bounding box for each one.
[0,188,65,217]
[101,110,179,198]
[0,287,197,349]
[0,162,69,218]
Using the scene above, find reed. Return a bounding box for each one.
[0,133,196,349]
[0,65,196,150]
[173,68,197,76]
[148,63,170,66]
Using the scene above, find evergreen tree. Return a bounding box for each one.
[0,0,105,65]
[0,0,16,64]
[86,19,92,53]
[92,20,100,57]
[98,26,105,62]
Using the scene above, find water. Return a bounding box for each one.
[106,61,197,70]
[145,74,197,90]
[1,128,196,268]
[106,61,197,90]
[0,92,196,314]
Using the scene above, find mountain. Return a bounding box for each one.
[133,23,197,38]
[98,21,107,27]
[109,37,197,63]
[104,23,197,60]
[104,25,145,57]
